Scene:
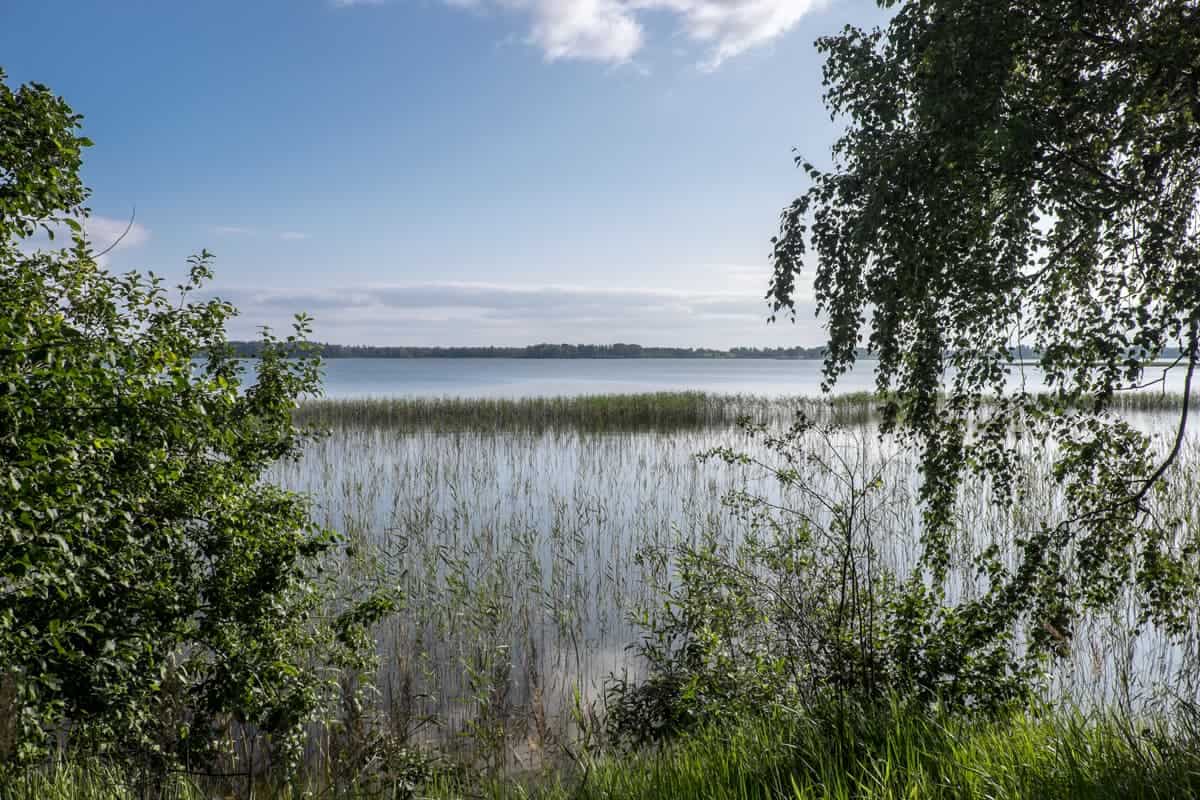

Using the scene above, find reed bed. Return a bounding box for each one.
[294,392,868,432]
[294,390,1198,433]
[264,396,1200,774]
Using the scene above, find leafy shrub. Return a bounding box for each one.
[606,415,1037,747]
[0,69,395,776]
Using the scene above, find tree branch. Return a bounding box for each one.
[1131,316,1199,512]
[92,205,136,258]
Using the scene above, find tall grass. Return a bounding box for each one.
[12,703,1200,799]
[0,762,207,800]
[472,702,1200,800]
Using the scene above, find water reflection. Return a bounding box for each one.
[268,402,1200,758]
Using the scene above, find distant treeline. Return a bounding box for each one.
[225,341,831,359]
[224,341,1191,362]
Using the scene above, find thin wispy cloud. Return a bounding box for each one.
[337,0,828,68]
[212,226,311,241]
[210,281,821,347]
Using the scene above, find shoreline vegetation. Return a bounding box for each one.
[11,702,1200,799]
[230,341,833,359]
[9,390,1200,799]
[228,340,1189,363]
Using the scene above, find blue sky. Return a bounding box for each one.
[2,0,890,347]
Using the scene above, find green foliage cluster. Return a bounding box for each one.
[0,69,394,776]
[768,0,1200,694]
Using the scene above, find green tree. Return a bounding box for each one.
[0,70,362,772]
[769,2,1200,665]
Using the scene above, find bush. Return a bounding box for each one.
[606,415,1037,747]
[0,69,392,776]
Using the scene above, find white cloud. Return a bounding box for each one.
[213,225,256,235]
[518,0,646,63]
[86,215,150,250]
[279,231,311,241]
[486,0,824,67]
[336,0,825,67]
[85,215,150,254]
[640,0,827,69]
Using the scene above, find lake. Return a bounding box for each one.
[272,375,1200,765]
[313,357,871,398]
[312,357,1194,398]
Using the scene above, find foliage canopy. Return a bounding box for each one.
[769,1,1200,650]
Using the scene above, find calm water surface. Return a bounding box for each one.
[313,358,869,398]
[266,358,1200,758]
[312,357,1197,398]
[310,358,1198,398]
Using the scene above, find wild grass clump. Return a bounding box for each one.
[269,398,1200,770]
[11,703,1200,799]
[0,760,207,800]
[457,702,1200,800]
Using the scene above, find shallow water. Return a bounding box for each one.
[268,399,1200,762]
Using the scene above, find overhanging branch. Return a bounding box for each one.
[1132,315,1199,512]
